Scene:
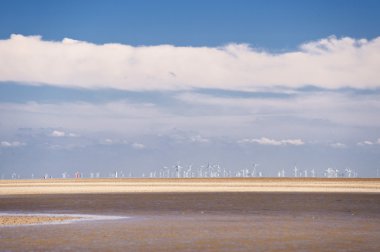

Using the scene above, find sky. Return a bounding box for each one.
[0,0,380,178]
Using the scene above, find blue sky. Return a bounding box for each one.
[1,0,380,48]
[0,1,380,178]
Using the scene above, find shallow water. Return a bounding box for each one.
[1,192,380,251]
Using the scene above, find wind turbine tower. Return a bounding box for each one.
[252,163,259,177]
[311,168,315,178]
[175,162,182,178]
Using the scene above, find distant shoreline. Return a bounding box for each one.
[1,178,380,194]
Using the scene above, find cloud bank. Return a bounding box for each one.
[50,130,66,137]
[49,130,78,137]
[0,34,379,91]
[330,142,347,149]
[132,143,145,150]
[1,141,26,148]
[238,137,304,146]
[357,138,380,146]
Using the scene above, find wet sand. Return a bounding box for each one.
[1,179,380,251]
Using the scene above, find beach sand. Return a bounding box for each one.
[1,178,380,194]
[1,178,380,251]
[0,215,79,225]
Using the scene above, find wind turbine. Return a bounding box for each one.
[150,171,156,178]
[216,164,221,177]
[199,165,204,178]
[184,165,192,178]
[162,166,169,178]
[252,163,259,177]
[310,168,315,178]
[294,165,298,177]
[243,169,248,177]
[223,167,228,177]
[325,168,338,178]
[207,163,212,177]
[325,168,331,178]
[174,162,182,178]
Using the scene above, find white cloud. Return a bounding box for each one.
[132,143,145,150]
[50,130,65,137]
[357,140,374,146]
[357,139,380,146]
[47,143,85,150]
[189,135,210,143]
[1,34,379,91]
[282,139,305,145]
[168,131,212,144]
[1,141,26,147]
[101,138,132,146]
[330,142,347,148]
[0,101,174,137]
[104,138,113,144]
[238,137,304,146]
[49,130,79,137]
[177,92,380,128]
[0,86,379,143]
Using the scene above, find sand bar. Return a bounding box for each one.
[0,215,79,226]
[1,178,380,194]
[0,213,129,226]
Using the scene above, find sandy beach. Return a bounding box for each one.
[1,178,380,195]
[0,215,79,226]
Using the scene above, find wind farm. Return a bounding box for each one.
[1,161,363,180]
